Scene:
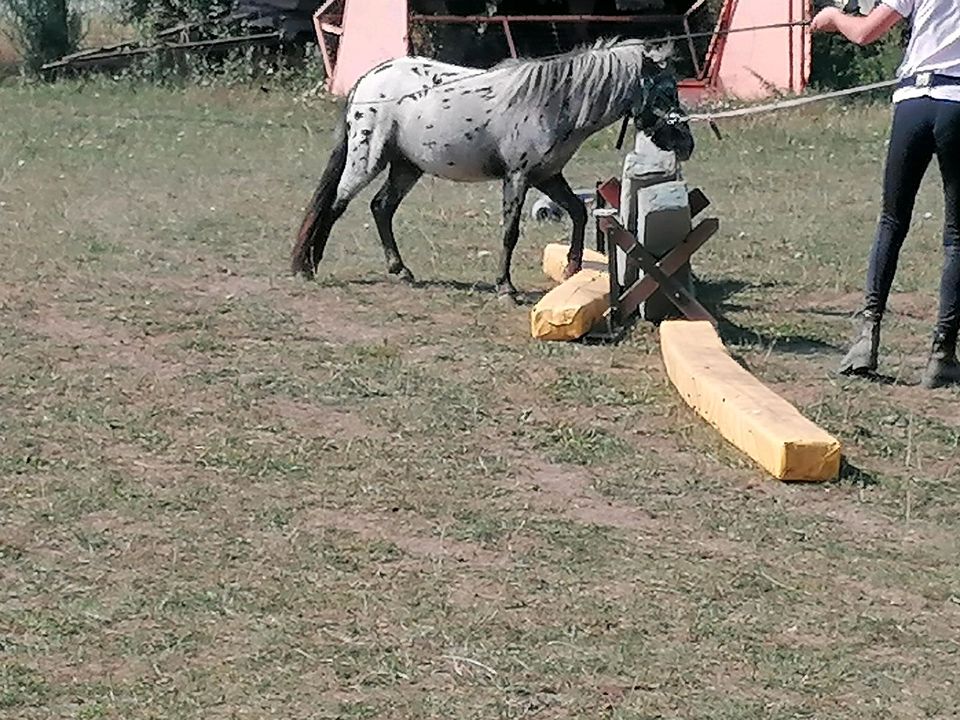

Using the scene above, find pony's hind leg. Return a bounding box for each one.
[371,158,423,283]
[534,174,588,279]
[495,173,529,303]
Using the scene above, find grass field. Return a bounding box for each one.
[2,79,960,719]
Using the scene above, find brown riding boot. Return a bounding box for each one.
[839,309,882,376]
[920,331,960,389]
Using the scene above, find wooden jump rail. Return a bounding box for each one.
[535,166,840,482]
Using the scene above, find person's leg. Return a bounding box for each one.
[921,100,960,388]
[840,98,937,375]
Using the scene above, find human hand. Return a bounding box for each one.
[811,7,842,32]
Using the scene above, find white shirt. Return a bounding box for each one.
[882,0,960,103]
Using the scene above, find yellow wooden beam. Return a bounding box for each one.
[530,269,609,342]
[542,243,608,284]
[659,320,842,482]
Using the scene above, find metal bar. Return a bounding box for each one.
[627,245,714,324]
[594,181,605,254]
[698,0,735,82]
[58,40,140,61]
[313,0,339,89]
[501,17,517,59]
[683,0,710,18]
[682,17,702,79]
[788,0,795,92]
[42,32,283,70]
[313,0,338,16]
[409,14,683,25]
[169,32,281,51]
[680,0,710,88]
[799,0,811,88]
[411,15,808,40]
[606,217,622,329]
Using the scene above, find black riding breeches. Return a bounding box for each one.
[865,96,960,338]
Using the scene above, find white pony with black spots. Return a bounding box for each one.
[291,38,694,301]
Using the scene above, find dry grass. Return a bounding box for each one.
[1,80,959,719]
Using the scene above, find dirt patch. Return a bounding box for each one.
[21,306,184,381]
[512,462,659,533]
[304,508,509,567]
[32,653,152,687]
[150,272,409,345]
[260,398,386,441]
[791,291,939,324]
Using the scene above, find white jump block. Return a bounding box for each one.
[617,132,697,323]
[659,320,842,482]
[636,181,694,321]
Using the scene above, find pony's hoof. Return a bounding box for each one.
[390,267,415,284]
[562,260,583,280]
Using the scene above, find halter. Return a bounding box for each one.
[628,73,688,141]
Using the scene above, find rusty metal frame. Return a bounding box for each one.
[313,0,344,90]
[409,12,690,64]
[314,2,734,97]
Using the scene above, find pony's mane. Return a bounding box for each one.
[492,37,671,70]
[491,37,674,126]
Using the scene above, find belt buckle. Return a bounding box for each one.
[916,71,933,88]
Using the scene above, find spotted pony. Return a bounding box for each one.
[291,38,694,301]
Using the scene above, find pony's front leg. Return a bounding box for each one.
[495,174,528,303]
[534,173,587,279]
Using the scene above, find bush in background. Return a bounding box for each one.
[0,0,82,71]
[810,22,909,89]
[119,0,229,36]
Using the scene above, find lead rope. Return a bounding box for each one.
[679,78,899,128]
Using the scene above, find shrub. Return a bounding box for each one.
[119,0,230,36]
[810,22,910,89]
[0,0,82,72]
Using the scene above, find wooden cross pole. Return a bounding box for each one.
[599,215,719,325]
[591,177,719,332]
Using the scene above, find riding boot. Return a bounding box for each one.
[920,330,960,389]
[838,309,882,376]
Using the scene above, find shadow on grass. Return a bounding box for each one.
[346,276,548,305]
[838,457,881,488]
[838,369,906,386]
[696,277,840,356]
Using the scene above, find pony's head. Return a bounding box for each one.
[630,45,695,162]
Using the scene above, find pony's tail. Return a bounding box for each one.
[291,114,349,277]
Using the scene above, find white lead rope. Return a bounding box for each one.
[682,78,899,124]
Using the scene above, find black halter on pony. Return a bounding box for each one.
[615,71,722,149]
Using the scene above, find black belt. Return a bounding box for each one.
[898,72,960,90]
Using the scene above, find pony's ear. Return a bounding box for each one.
[645,40,674,68]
